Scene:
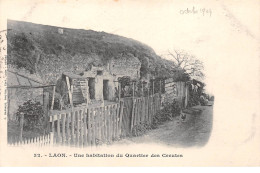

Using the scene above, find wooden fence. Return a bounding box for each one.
[8,132,54,147]
[49,93,161,147]
[121,94,161,137]
[49,101,124,147]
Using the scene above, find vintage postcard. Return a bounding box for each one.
[0,0,259,167]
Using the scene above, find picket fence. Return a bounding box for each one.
[8,93,161,147]
[49,101,123,147]
[49,93,161,147]
[8,132,54,147]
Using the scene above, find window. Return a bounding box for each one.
[97,70,103,75]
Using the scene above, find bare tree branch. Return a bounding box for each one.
[168,49,204,80]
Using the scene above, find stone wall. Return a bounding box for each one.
[63,65,118,106]
[8,88,43,121]
[60,55,142,106]
[83,66,117,102]
[108,56,141,80]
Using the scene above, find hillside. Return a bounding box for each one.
[7,20,175,84]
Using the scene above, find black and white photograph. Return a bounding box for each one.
[0,0,259,167]
[5,19,213,148]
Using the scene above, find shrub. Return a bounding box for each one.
[132,123,152,137]
[131,100,181,136]
[152,100,181,128]
[16,100,44,131]
[188,92,200,106]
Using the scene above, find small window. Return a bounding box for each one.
[97,70,103,75]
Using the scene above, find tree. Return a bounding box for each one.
[166,50,204,80]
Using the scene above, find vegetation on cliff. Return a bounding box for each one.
[7,20,182,84]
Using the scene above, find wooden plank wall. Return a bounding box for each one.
[163,79,188,107]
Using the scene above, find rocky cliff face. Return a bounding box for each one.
[7,20,175,84]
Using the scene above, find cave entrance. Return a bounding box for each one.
[103,80,109,100]
[88,78,95,99]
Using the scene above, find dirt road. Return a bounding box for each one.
[116,102,214,147]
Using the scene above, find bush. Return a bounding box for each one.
[165,100,181,117]
[132,123,152,137]
[130,100,181,136]
[152,100,181,128]
[188,93,200,106]
[16,100,44,131]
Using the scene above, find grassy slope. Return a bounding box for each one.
[7,20,175,84]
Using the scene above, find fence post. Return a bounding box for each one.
[135,99,139,125]
[57,114,61,144]
[76,111,80,147]
[142,82,144,97]
[50,132,54,146]
[51,115,55,133]
[118,82,121,102]
[130,99,136,132]
[95,108,100,146]
[66,113,71,146]
[132,82,135,99]
[108,106,112,143]
[104,107,108,144]
[87,108,92,146]
[152,80,154,95]
[101,107,105,144]
[50,86,56,110]
[43,91,50,133]
[147,82,150,124]
[80,110,84,148]
[118,100,124,137]
[147,81,150,99]
[91,108,96,146]
[159,80,162,95]
[83,109,88,147]
[19,113,24,142]
[71,111,75,146]
[115,103,120,139]
[62,113,66,145]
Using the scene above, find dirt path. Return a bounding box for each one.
[116,102,214,147]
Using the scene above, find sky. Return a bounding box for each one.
[1,0,259,95]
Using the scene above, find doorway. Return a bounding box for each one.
[88,78,95,99]
[103,80,109,100]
